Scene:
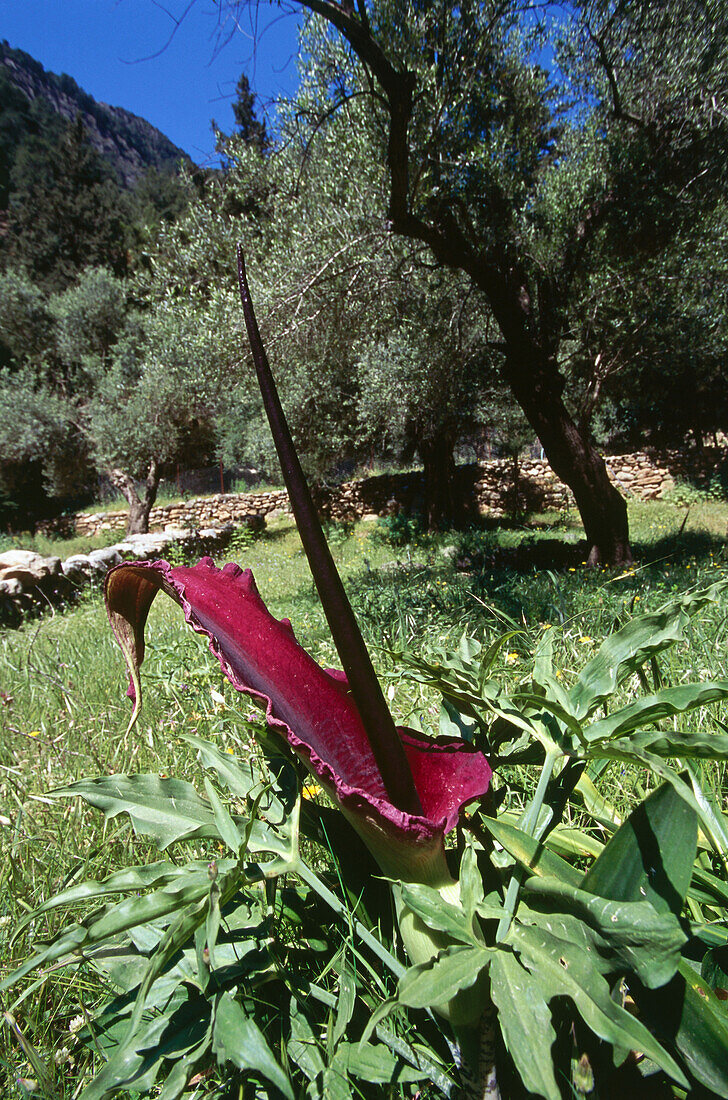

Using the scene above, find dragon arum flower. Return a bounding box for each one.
[104,248,492,1027]
[105,556,491,889]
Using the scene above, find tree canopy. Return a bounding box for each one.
[206,0,727,563]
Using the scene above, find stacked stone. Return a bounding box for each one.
[605,453,674,500]
[0,525,234,626]
[66,490,291,538]
[32,445,724,541]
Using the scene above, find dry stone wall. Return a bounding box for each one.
[318,451,679,522]
[69,490,290,537]
[41,447,723,539]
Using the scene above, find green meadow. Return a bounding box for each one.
[2,497,728,1097]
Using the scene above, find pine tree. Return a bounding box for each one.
[7,115,127,291]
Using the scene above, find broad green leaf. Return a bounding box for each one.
[508,690,585,747]
[479,815,582,887]
[288,996,325,1082]
[338,1041,428,1084]
[204,776,244,854]
[569,584,728,719]
[483,696,560,753]
[332,966,356,1046]
[584,681,728,744]
[490,949,560,1100]
[523,876,686,987]
[604,727,728,760]
[396,944,492,1009]
[459,841,486,920]
[594,747,723,846]
[10,860,218,942]
[544,826,604,861]
[374,1031,456,1096]
[212,992,294,1100]
[398,883,481,944]
[573,770,622,830]
[322,1057,352,1100]
[53,774,216,849]
[440,696,480,741]
[635,959,728,1097]
[2,874,215,991]
[121,859,256,1046]
[509,924,688,1087]
[79,990,210,1100]
[581,780,697,916]
[532,627,554,684]
[181,733,261,799]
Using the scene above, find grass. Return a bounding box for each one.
[1,498,728,1096]
[0,527,124,561]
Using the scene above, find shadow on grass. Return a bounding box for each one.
[631,527,728,569]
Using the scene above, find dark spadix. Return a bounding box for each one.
[236,246,423,816]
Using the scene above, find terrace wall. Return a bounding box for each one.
[38,446,725,537]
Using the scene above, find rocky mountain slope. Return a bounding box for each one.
[0,40,191,187]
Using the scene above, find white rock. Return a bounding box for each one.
[87,547,123,569]
[0,578,24,596]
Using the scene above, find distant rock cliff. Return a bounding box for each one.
[0,40,192,187]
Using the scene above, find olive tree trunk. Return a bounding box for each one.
[418,432,462,531]
[109,459,161,536]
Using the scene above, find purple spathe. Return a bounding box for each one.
[105,556,492,883]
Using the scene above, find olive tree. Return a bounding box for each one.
[212,0,727,563]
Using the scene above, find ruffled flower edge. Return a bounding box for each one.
[105,557,491,874]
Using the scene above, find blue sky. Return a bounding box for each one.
[0,0,302,166]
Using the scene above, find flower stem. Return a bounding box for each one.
[237,246,423,816]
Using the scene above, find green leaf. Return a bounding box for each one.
[533,627,554,684]
[338,1041,428,1084]
[79,990,210,1100]
[204,776,244,854]
[584,681,728,744]
[2,871,218,992]
[635,959,728,1097]
[398,883,481,944]
[523,876,686,987]
[332,966,356,1047]
[374,1029,456,1096]
[509,924,688,1087]
[181,733,273,804]
[490,949,560,1100]
[397,944,492,1010]
[9,860,210,943]
[53,774,216,849]
[569,583,728,719]
[479,815,582,887]
[459,841,486,920]
[288,996,325,1082]
[581,780,698,916]
[322,1057,353,1100]
[543,825,604,861]
[573,770,622,830]
[212,992,294,1100]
